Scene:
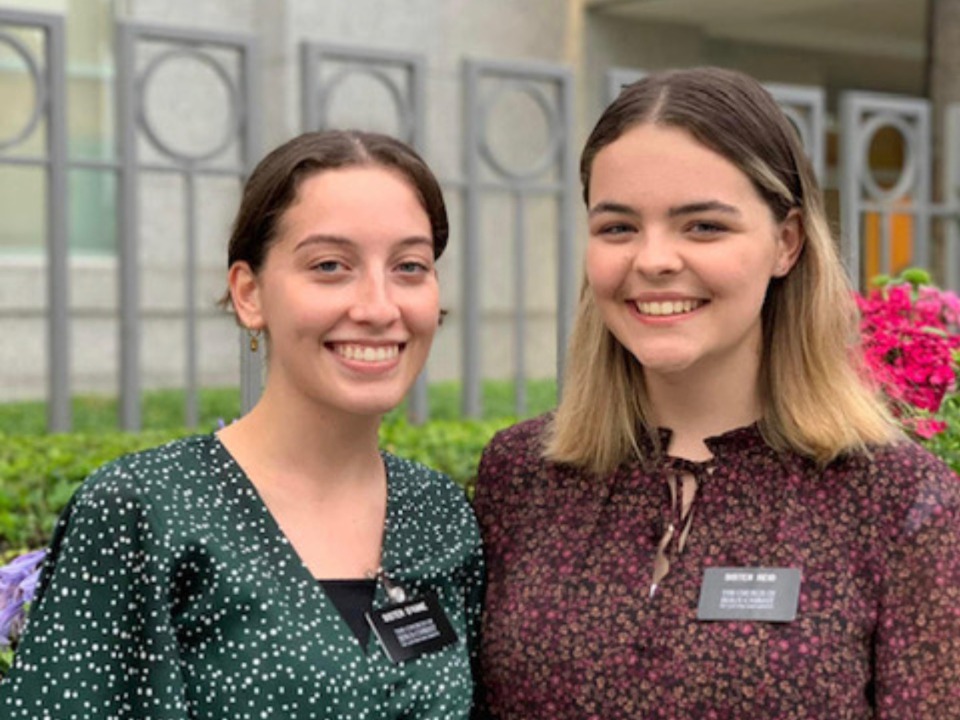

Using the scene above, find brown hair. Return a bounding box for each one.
[222,130,448,307]
[545,67,897,474]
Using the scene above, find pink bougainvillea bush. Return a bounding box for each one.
[857,268,960,441]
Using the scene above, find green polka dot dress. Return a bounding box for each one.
[0,435,484,718]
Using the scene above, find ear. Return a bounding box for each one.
[772,208,804,278]
[228,261,264,330]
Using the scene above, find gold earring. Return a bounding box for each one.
[248,328,262,353]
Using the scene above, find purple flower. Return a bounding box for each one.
[0,549,46,650]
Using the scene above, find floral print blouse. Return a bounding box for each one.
[0,435,484,719]
[472,415,960,719]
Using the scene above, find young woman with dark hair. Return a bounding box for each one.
[1,130,483,719]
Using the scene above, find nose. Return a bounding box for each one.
[631,230,683,277]
[348,271,402,326]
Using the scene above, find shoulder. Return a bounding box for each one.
[74,434,219,511]
[384,452,478,529]
[827,439,960,531]
[830,438,956,490]
[473,413,582,519]
[479,413,552,474]
[34,438,219,594]
[383,451,462,494]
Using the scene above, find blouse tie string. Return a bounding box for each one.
[649,462,709,598]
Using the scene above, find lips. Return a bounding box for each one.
[330,343,403,362]
[634,299,706,316]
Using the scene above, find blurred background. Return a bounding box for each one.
[0,0,956,431]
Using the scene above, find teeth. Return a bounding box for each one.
[335,344,400,362]
[635,299,703,316]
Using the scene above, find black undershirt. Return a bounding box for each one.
[319,579,377,647]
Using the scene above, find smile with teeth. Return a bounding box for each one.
[635,299,706,316]
[332,343,402,362]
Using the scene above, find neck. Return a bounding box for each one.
[218,381,384,493]
[644,352,762,461]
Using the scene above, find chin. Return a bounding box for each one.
[343,390,411,418]
[635,354,701,377]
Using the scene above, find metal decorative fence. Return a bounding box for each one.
[0,8,69,432]
[839,92,932,286]
[765,83,826,183]
[462,58,577,418]
[115,21,261,429]
[4,12,960,428]
[946,104,960,292]
[300,42,426,149]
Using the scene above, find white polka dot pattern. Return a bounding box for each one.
[0,435,484,718]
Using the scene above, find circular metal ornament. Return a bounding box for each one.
[0,31,45,152]
[315,66,415,144]
[858,112,918,204]
[137,45,241,165]
[478,80,563,182]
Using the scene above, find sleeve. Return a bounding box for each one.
[873,451,960,718]
[0,462,190,719]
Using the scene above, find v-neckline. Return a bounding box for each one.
[210,434,398,656]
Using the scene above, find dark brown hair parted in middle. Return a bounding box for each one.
[226,130,449,290]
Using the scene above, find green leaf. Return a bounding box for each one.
[899,267,932,288]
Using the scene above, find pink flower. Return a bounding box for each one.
[911,417,949,439]
[858,277,960,438]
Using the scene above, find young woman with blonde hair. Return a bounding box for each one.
[473,67,960,719]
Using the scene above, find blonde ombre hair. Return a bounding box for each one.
[545,67,898,475]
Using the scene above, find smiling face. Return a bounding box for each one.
[585,122,801,387]
[230,166,439,419]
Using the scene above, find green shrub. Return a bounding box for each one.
[379,416,514,498]
[919,393,960,474]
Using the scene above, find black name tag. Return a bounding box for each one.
[366,590,458,663]
[697,567,801,622]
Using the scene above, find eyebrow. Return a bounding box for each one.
[293,234,433,252]
[588,202,637,218]
[667,201,741,218]
[587,200,741,218]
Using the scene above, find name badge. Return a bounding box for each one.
[366,590,458,663]
[697,567,801,622]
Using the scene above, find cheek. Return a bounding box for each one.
[402,284,441,335]
[585,244,627,298]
